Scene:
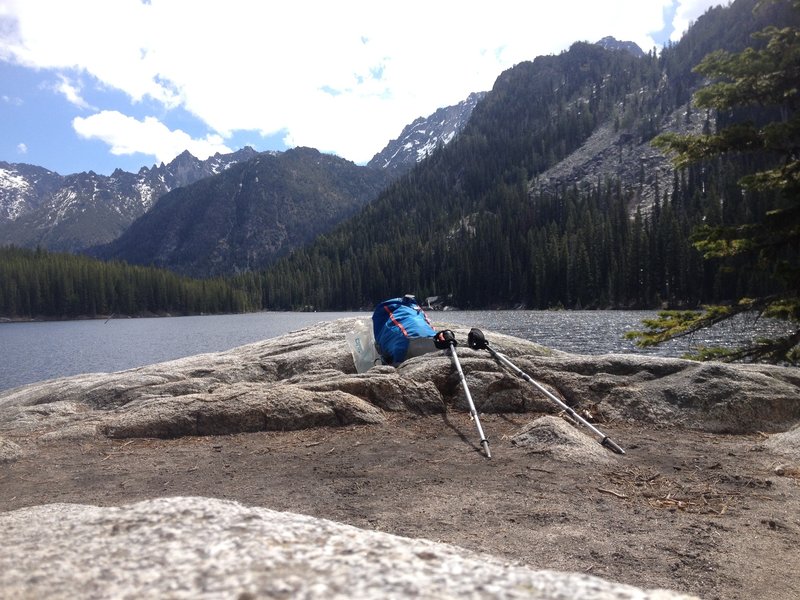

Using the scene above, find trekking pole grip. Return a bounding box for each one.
[434,329,457,349]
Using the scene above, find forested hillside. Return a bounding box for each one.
[0,247,257,319]
[246,0,795,310]
[94,147,388,277]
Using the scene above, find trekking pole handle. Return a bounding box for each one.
[467,328,489,350]
[434,329,457,349]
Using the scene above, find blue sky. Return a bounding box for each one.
[1,0,721,177]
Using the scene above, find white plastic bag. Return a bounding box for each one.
[345,318,379,373]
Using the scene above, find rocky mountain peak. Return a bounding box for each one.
[0,149,262,252]
[367,91,487,178]
[595,36,645,57]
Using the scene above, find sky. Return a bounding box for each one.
[0,0,724,176]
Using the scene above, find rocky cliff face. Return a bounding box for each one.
[531,102,713,213]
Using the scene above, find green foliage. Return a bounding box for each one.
[637,0,800,364]
[686,331,800,362]
[0,246,258,319]
[625,309,719,346]
[627,297,800,362]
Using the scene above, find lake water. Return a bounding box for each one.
[0,310,789,392]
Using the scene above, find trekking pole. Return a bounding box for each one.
[435,330,491,459]
[467,329,624,455]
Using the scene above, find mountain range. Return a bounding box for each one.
[0,147,258,252]
[1,0,793,297]
[92,147,389,277]
[0,90,486,260]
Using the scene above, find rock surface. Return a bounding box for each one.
[1,317,799,456]
[2,320,799,600]
[0,436,21,463]
[0,496,697,599]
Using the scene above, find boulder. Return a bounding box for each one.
[0,318,798,443]
[764,423,800,461]
[0,496,698,600]
[510,415,620,465]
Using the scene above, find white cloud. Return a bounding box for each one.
[54,74,92,109]
[2,0,723,165]
[670,0,720,41]
[72,110,231,164]
[16,142,27,154]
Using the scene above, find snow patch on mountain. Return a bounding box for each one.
[0,148,260,252]
[368,92,486,178]
[0,168,32,221]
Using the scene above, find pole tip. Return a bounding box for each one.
[482,440,492,459]
[601,437,625,455]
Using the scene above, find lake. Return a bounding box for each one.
[0,310,788,392]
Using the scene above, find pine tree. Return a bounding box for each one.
[630,0,800,363]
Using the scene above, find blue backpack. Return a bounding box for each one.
[372,295,437,365]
